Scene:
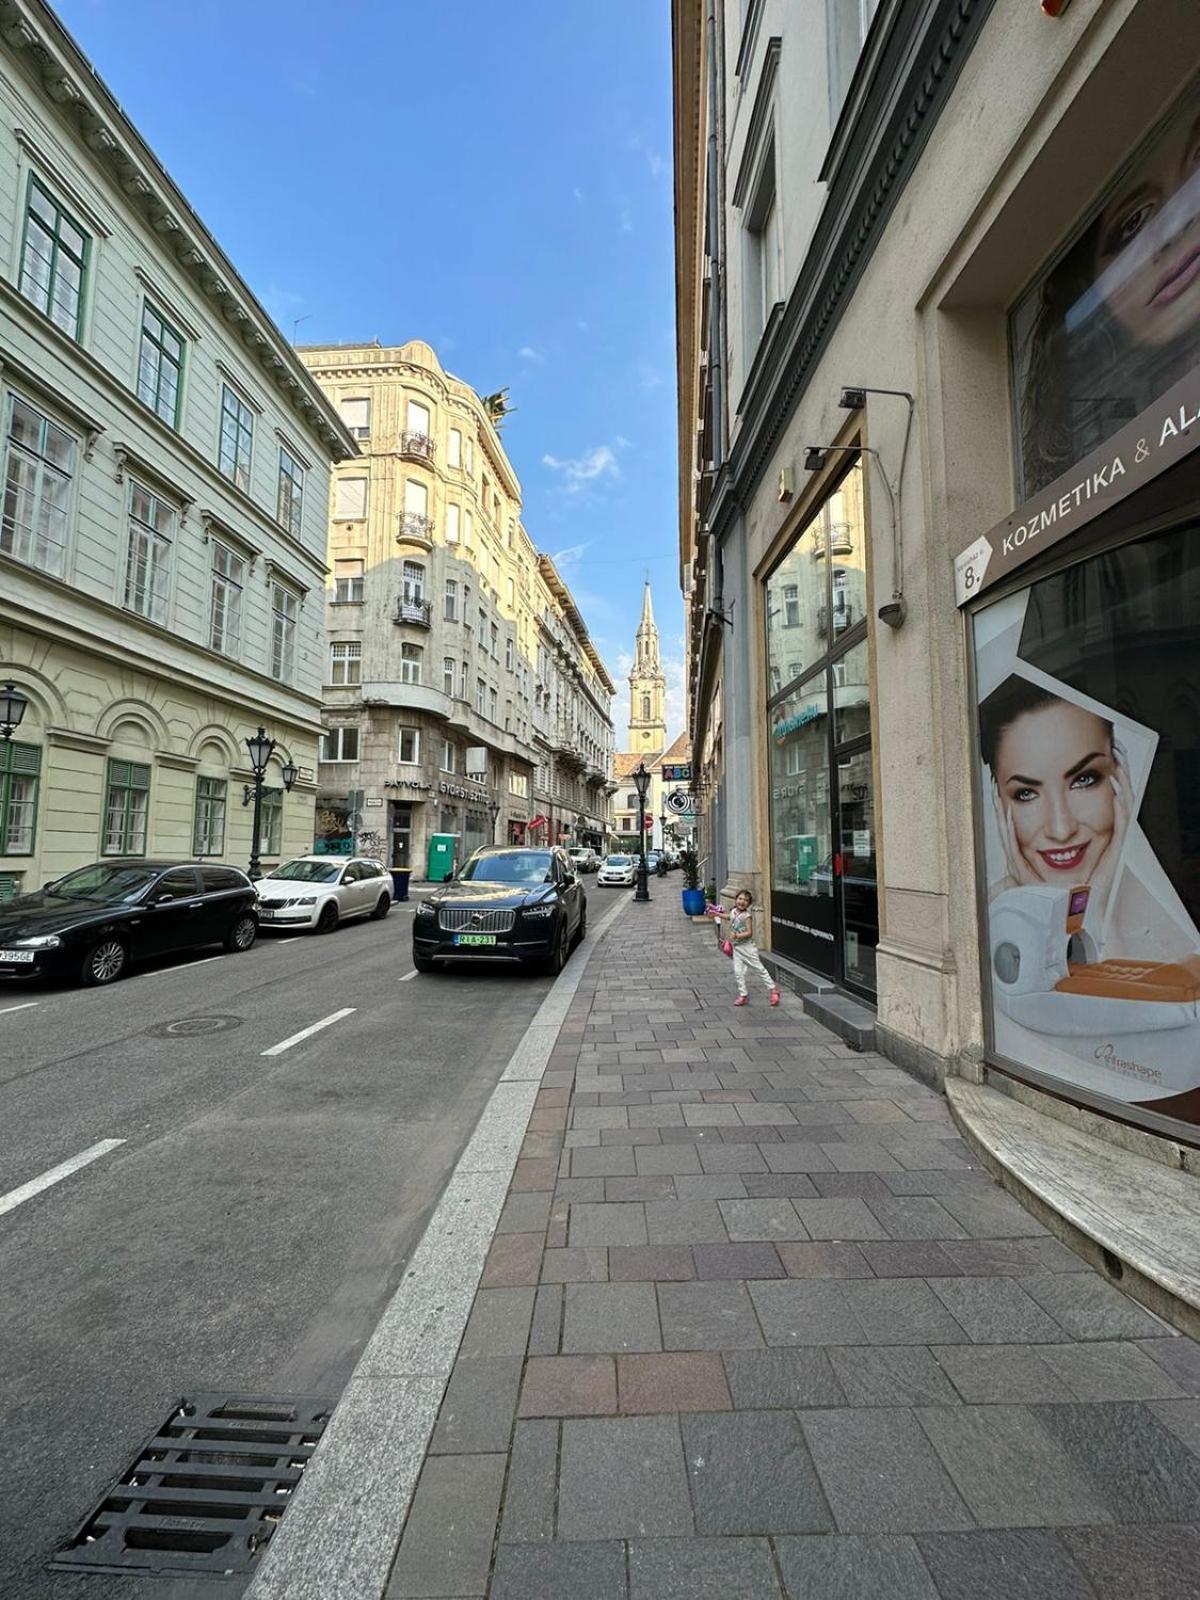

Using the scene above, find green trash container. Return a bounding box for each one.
[427,833,458,883]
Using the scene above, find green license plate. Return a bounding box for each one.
[454,933,497,946]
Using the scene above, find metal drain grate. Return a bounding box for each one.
[52,1392,331,1577]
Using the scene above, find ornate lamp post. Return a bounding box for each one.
[488,796,501,843]
[0,681,29,742]
[242,727,298,880]
[632,761,651,903]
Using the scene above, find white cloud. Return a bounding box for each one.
[615,433,632,450]
[646,150,666,179]
[550,539,594,566]
[573,186,585,204]
[541,444,619,494]
[620,209,634,234]
[638,363,663,392]
[518,345,545,364]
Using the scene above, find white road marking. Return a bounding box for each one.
[143,955,224,978]
[398,969,419,982]
[273,936,304,944]
[0,1138,125,1218]
[0,1000,39,1015]
[261,1007,356,1057]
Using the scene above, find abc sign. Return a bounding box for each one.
[666,789,693,814]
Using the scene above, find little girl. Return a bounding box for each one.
[707,890,780,1007]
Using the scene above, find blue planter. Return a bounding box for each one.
[681,887,706,916]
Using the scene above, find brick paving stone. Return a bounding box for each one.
[939,1238,1060,1277]
[497,1191,553,1234]
[723,1348,846,1409]
[528,1283,562,1356]
[571,1145,638,1178]
[606,1176,676,1201]
[557,1416,693,1539]
[556,1177,607,1203]
[512,1158,560,1191]
[562,1281,662,1354]
[658,1280,764,1349]
[790,1197,889,1241]
[742,1174,820,1199]
[387,1452,507,1598]
[697,1143,769,1173]
[718,1198,808,1242]
[801,1408,973,1533]
[491,1541,628,1600]
[927,1276,1068,1343]
[608,1244,695,1282]
[840,1280,969,1346]
[431,1357,523,1455]
[1018,1272,1170,1342]
[669,1174,743,1200]
[1138,1335,1200,1392]
[634,1143,702,1175]
[916,1529,1096,1600]
[748,1280,866,1346]
[761,1143,836,1173]
[459,1288,536,1359]
[618,1352,732,1413]
[931,1343,1076,1404]
[644,1200,730,1246]
[519,1355,617,1417]
[570,1203,648,1248]
[937,1190,1049,1237]
[1036,1340,1186,1402]
[775,1535,939,1599]
[1032,1401,1200,1521]
[680,1410,832,1535]
[481,1232,544,1288]
[859,1241,964,1278]
[692,1242,784,1280]
[829,1346,961,1407]
[627,1537,782,1600]
[1148,1398,1200,1456]
[823,1143,903,1172]
[865,1196,969,1240]
[776,1240,874,1278]
[498,1419,557,1544]
[916,1404,1109,1526]
[1062,1524,1200,1600]
[541,1246,609,1283]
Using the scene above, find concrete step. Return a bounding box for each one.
[948,1079,1200,1340]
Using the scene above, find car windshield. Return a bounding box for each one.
[265,860,343,884]
[460,851,553,884]
[605,856,631,867]
[44,863,162,902]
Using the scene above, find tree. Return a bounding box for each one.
[481,388,515,429]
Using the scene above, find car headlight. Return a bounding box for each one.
[13,934,62,949]
[416,900,437,917]
[522,904,556,919]
[297,896,318,906]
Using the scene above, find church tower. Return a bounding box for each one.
[628,582,667,753]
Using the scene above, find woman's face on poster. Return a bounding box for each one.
[994,701,1116,884]
[1094,107,1200,348]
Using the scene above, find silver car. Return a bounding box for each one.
[255,855,392,933]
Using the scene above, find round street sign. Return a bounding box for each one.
[666,789,693,814]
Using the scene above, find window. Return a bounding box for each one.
[210,542,246,657]
[464,509,473,548]
[193,776,227,856]
[447,427,462,468]
[827,0,881,123]
[403,478,428,521]
[329,640,362,685]
[400,642,422,684]
[641,693,651,720]
[102,759,150,855]
[137,304,184,425]
[124,481,173,624]
[625,792,638,809]
[398,727,420,763]
[402,560,425,604]
[335,476,368,520]
[490,621,499,657]
[0,740,40,854]
[271,583,298,682]
[506,576,515,608]
[783,584,800,627]
[464,437,474,474]
[258,787,282,857]
[277,447,304,538]
[621,816,632,831]
[443,656,455,695]
[334,558,364,603]
[320,726,360,761]
[20,178,88,337]
[744,140,780,350]
[407,398,431,440]
[446,503,460,543]
[505,638,514,671]
[444,577,458,621]
[476,677,487,715]
[509,772,529,799]
[441,739,456,772]
[507,519,515,550]
[218,385,254,491]
[459,661,469,699]
[1,395,75,576]
[489,686,498,722]
[339,396,370,438]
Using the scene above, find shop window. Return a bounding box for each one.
[1011,86,1200,497]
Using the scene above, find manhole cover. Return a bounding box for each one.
[52,1393,331,1576]
[146,1016,244,1039]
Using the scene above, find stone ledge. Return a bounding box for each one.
[948,1079,1200,1341]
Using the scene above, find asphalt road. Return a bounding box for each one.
[0,903,559,1599]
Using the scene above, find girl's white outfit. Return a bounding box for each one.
[726,907,775,996]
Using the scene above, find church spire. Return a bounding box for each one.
[628,582,666,753]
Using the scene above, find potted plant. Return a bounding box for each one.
[679,848,706,916]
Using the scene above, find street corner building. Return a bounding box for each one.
[0,0,356,896]
[673,0,1200,1150]
[295,340,616,879]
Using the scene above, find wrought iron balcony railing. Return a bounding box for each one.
[394,598,432,628]
[399,431,435,461]
[397,512,435,544]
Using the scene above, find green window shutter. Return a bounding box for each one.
[0,872,19,902]
[2,741,41,776]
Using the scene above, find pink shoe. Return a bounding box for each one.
[769,990,780,1007]
[733,995,749,1007]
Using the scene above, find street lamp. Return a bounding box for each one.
[0,681,29,742]
[241,726,297,880]
[632,760,651,903]
[488,796,500,843]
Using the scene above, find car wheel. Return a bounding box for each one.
[81,936,127,986]
[370,893,391,921]
[412,953,436,973]
[223,913,257,953]
[545,918,569,976]
[317,901,339,934]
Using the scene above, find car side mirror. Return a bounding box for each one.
[153,892,175,904]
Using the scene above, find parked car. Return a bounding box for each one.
[567,846,598,873]
[597,854,637,887]
[412,846,586,973]
[256,855,392,932]
[0,860,258,986]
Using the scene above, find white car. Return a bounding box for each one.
[256,855,392,932]
[567,847,598,873]
[597,854,636,886]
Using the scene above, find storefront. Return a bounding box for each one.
[958,86,1200,1140]
[765,458,879,997]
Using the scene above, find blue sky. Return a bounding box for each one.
[55,0,685,739]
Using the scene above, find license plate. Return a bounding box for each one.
[258,909,275,920]
[0,949,35,963]
[454,933,496,947]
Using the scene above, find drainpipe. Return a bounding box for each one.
[704,0,724,471]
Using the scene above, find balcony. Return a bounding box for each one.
[399,431,435,462]
[816,603,853,638]
[394,597,432,629]
[397,512,434,550]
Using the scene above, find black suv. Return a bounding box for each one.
[0,860,259,986]
[412,846,586,974]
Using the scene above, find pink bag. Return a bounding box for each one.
[721,939,733,958]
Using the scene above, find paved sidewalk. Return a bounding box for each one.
[385,895,1200,1600]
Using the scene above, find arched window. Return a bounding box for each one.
[641,693,651,720]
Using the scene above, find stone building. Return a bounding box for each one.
[612,585,684,852]
[296,340,614,874]
[0,0,354,897]
[673,0,1200,1148]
